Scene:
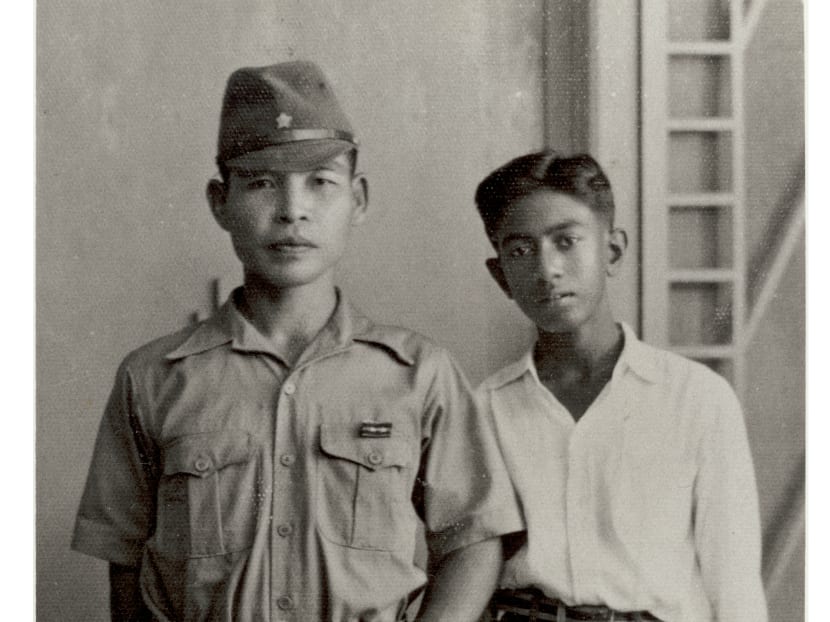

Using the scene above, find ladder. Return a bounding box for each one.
[641,0,748,395]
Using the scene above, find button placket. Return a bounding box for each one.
[272,371,302,615]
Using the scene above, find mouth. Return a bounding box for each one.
[267,237,317,253]
[536,292,574,304]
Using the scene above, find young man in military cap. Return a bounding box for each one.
[72,61,523,622]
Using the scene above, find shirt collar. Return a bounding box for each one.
[615,322,661,384]
[165,287,415,366]
[482,321,660,391]
[481,349,537,391]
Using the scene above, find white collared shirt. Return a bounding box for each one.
[478,323,767,622]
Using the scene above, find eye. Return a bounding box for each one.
[312,174,339,188]
[246,177,276,190]
[555,235,580,250]
[506,243,534,258]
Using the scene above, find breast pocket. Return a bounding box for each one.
[154,430,259,558]
[316,424,415,551]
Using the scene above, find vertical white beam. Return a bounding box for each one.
[588,0,642,329]
[743,0,771,47]
[543,0,590,152]
[640,0,670,345]
[732,0,748,397]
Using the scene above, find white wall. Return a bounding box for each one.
[37,2,558,619]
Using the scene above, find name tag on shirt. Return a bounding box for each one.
[359,421,392,438]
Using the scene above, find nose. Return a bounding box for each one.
[537,239,564,282]
[274,177,311,223]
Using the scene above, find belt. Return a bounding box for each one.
[490,589,661,622]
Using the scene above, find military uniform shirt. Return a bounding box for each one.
[478,323,766,622]
[72,290,523,621]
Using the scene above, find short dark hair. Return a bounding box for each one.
[475,150,615,244]
[217,147,359,185]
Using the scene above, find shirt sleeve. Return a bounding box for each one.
[416,349,524,558]
[71,358,158,567]
[693,376,768,622]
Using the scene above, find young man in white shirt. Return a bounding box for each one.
[474,151,767,622]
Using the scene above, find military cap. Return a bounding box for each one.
[216,61,357,171]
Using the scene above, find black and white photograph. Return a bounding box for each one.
[34,1,806,620]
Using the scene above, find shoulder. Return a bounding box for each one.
[624,329,732,392]
[650,344,735,398]
[477,355,530,394]
[621,341,748,461]
[631,341,742,435]
[353,321,481,406]
[355,321,453,368]
[103,324,204,433]
[119,323,201,376]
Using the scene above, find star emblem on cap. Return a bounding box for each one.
[276,112,293,128]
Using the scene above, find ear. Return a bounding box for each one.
[207,179,231,231]
[486,257,513,299]
[349,174,369,225]
[606,227,628,276]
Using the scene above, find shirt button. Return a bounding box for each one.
[367,451,383,466]
[277,523,293,537]
[283,382,296,395]
[277,595,294,611]
[280,454,296,467]
[194,457,211,472]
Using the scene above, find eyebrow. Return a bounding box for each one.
[500,232,534,247]
[500,220,586,245]
[228,167,276,178]
[315,160,350,173]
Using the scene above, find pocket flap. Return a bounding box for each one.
[162,430,253,477]
[320,424,412,470]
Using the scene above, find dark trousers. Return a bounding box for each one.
[488,588,662,622]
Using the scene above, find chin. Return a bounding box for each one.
[534,314,583,335]
[250,268,325,290]
[537,323,576,335]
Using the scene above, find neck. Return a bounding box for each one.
[534,313,622,380]
[239,274,338,359]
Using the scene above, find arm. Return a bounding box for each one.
[416,536,503,622]
[72,360,157,614]
[694,380,768,622]
[413,351,522,621]
[109,563,150,622]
